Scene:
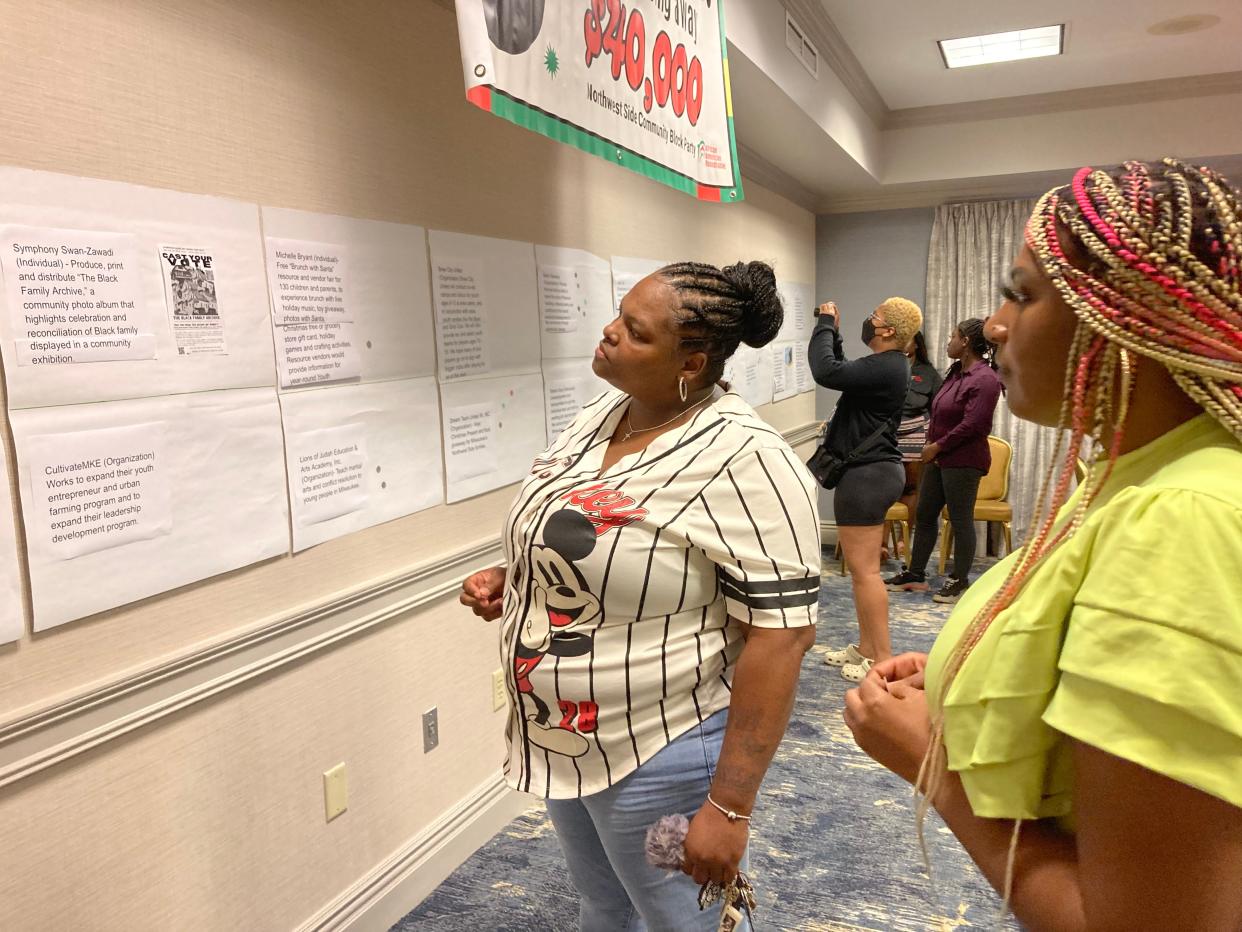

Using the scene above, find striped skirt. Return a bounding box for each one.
[896,413,929,462]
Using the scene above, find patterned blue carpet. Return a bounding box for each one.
[396,553,1018,931]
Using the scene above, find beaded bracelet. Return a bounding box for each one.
[706,794,751,823]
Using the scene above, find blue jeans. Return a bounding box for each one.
[545,709,749,932]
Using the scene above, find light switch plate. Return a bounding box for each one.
[323,763,347,822]
[491,669,507,712]
[422,707,439,752]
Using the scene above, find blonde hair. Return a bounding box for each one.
[876,296,923,346]
[916,159,1242,910]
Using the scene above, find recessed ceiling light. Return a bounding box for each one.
[938,24,1065,69]
[1147,14,1221,36]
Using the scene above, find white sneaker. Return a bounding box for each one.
[841,658,874,682]
[823,643,866,667]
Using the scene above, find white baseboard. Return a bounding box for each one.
[298,774,535,932]
[819,521,838,547]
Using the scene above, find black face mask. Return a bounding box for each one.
[861,319,877,344]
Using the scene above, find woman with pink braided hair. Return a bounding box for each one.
[843,159,1242,930]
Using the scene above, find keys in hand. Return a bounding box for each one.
[699,871,757,932]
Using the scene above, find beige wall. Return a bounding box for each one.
[0,2,817,929]
[882,90,1242,185]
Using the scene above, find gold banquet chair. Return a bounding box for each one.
[938,436,1013,575]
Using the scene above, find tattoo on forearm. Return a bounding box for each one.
[712,765,762,796]
[711,637,803,802]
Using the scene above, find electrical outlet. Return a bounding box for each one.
[491,668,507,712]
[422,707,439,752]
[323,763,348,822]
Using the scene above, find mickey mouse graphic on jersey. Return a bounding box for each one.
[515,508,602,757]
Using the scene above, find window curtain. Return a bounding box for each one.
[924,198,1060,543]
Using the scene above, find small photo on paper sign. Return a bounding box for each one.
[159,245,227,356]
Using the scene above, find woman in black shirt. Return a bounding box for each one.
[809,297,923,681]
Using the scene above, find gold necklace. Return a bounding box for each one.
[621,394,713,442]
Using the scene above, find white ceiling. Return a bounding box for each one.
[725,0,1242,210]
[819,0,1242,109]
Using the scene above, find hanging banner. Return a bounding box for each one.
[454,0,743,202]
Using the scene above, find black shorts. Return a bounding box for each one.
[833,460,905,526]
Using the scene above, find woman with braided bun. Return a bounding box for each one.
[844,159,1242,931]
[461,260,821,930]
[811,296,925,681]
[885,317,1002,603]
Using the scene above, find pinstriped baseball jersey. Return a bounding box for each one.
[499,388,821,798]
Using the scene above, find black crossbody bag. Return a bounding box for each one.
[805,418,890,490]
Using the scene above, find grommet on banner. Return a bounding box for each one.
[474,64,486,78]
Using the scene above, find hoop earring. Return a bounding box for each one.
[678,377,688,402]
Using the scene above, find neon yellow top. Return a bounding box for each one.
[925,414,1242,825]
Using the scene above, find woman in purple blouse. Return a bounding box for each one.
[884,318,1002,603]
